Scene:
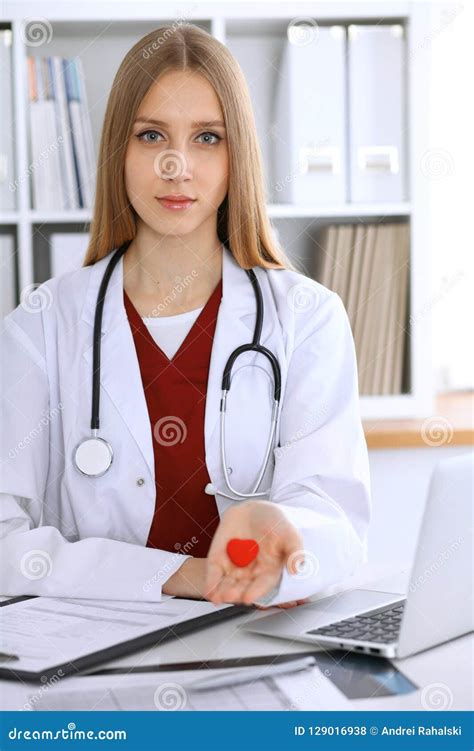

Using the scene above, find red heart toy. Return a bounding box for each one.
[226,538,259,567]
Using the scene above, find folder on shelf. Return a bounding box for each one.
[273,26,347,204]
[27,55,95,211]
[345,224,366,333]
[370,225,398,395]
[64,57,96,209]
[50,56,80,210]
[0,30,15,211]
[391,224,410,394]
[315,222,410,396]
[379,224,398,395]
[351,224,377,392]
[28,57,63,211]
[348,24,407,203]
[0,234,16,318]
[314,225,336,289]
[359,225,386,394]
[330,224,354,303]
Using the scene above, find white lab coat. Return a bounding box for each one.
[0,244,371,605]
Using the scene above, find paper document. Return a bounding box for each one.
[0,596,231,675]
[27,666,352,711]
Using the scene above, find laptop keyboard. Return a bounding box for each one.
[307,600,406,644]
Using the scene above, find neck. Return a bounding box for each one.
[123,226,223,303]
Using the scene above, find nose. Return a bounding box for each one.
[154,147,193,183]
[156,137,194,182]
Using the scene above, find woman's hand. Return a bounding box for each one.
[161,556,208,599]
[254,598,310,610]
[203,500,305,606]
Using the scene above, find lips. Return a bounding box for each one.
[157,195,195,202]
[155,196,196,210]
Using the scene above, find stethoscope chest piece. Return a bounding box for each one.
[73,436,114,477]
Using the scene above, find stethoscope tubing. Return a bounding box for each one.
[75,242,283,498]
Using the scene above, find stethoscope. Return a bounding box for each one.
[73,241,282,502]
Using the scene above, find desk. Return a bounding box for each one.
[1,571,471,711]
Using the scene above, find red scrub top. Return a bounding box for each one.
[123,279,223,558]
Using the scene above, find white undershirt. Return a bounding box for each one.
[141,306,204,360]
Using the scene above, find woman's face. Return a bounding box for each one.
[124,70,229,240]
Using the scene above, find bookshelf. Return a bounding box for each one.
[0,1,434,420]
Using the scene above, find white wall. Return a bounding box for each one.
[366,445,471,573]
[427,2,473,390]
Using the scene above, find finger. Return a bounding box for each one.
[225,577,254,605]
[239,573,279,606]
[219,573,249,603]
[208,573,246,604]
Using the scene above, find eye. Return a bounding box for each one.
[136,129,163,144]
[196,132,222,145]
[135,130,222,146]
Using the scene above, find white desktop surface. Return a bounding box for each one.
[0,570,472,711]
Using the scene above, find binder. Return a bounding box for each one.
[50,56,80,209]
[0,595,250,684]
[352,224,377,394]
[0,233,16,317]
[345,224,366,335]
[348,24,407,202]
[0,30,15,211]
[330,224,354,300]
[380,224,402,394]
[315,225,337,289]
[273,26,347,204]
[29,58,63,210]
[391,224,410,393]
[27,55,95,210]
[371,224,398,394]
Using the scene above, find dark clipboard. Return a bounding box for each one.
[0,595,252,684]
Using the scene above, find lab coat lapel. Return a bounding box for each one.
[80,245,255,484]
[81,251,155,481]
[204,246,256,480]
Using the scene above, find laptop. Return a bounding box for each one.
[244,452,473,659]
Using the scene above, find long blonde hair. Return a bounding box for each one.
[83,23,296,271]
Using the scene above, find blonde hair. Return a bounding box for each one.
[83,23,297,271]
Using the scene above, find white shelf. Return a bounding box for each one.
[0,2,435,419]
[27,210,92,224]
[0,202,412,225]
[267,203,411,219]
[0,212,19,224]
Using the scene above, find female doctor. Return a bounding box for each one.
[0,24,370,609]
